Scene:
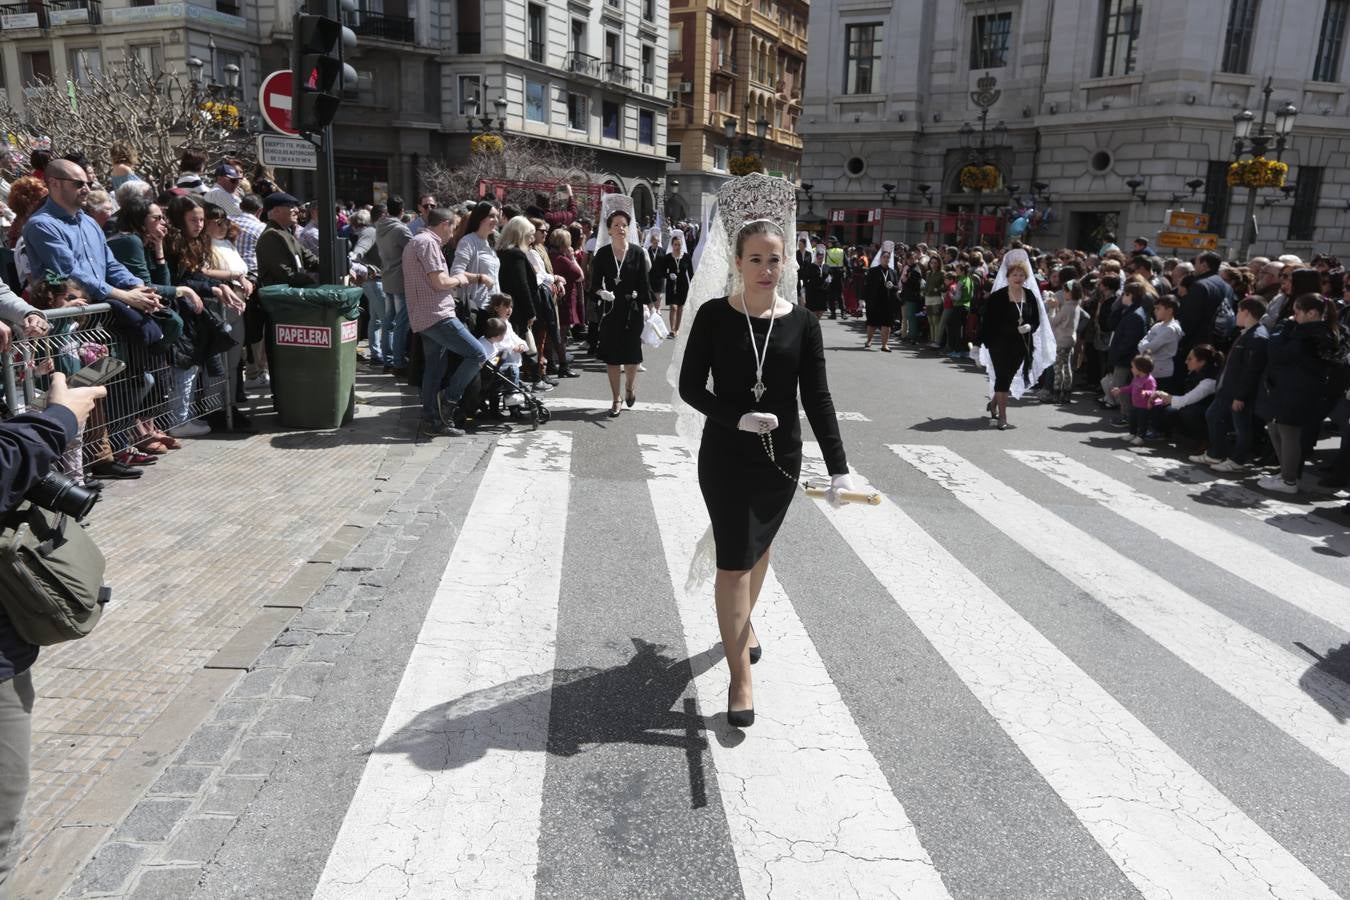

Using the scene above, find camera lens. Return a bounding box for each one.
[27,472,98,520]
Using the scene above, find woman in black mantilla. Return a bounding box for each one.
[977,249,1054,430]
[863,240,898,351]
[678,214,855,730]
[590,194,653,417]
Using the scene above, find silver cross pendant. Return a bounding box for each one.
[752,379,766,402]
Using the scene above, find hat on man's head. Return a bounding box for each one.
[214,163,242,179]
[264,191,301,211]
[174,173,206,194]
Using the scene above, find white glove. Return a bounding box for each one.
[737,412,779,434]
[826,473,855,508]
[597,289,615,302]
[669,273,677,281]
[1017,323,1033,334]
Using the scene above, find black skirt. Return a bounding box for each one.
[599,302,644,365]
[989,336,1030,392]
[698,417,801,571]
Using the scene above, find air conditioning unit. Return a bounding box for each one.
[678,81,693,93]
[641,80,654,94]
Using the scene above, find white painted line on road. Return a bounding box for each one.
[891,444,1350,780]
[803,444,1337,900]
[313,431,573,899]
[546,396,871,421]
[638,434,950,899]
[1009,450,1350,632]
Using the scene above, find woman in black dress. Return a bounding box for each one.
[979,252,1043,429]
[678,217,853,728]
[659,229,694,337]
[644,227,666,312]
[591,197,652,417]
[863,241,898,351]
[801,245,827,317]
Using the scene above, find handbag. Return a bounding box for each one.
[641,308,668,347]
[0,503,109,645]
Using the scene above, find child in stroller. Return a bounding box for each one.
[466,314,552,429]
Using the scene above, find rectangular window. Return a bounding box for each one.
[528,4,545,63]
[525,80,549,122]
[567,92,587,130]
[20,51,52,87]
[1097,0,1143,77]
[641,45,654,84]
[843,23,881,94]
[1288,166,1323,241]
[216,49,242,90]
[971,13,1012,69]
[638,109,654,144]
[571,19,586,55]
[643,0,655,21]
[1221,0,1259,73]
[67,48,102,85]
[670,24,682,58]
[1201,159,1232,239]
[713,145,729,172]
[605,30,620,65]
[458,74,482,116]
[127,43,163,76]
[667,142,682,163]
[602,100,621,138]
[1315,0,1349,81]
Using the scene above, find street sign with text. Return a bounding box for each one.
[256,134,317,170]
[1165,210,1210,231]
[259,70,298,136]
[1157,230,1219,251]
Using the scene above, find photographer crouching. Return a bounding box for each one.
[0,373,106,898]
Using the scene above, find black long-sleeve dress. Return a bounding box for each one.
[679,298,848,570]
[591,243,652,365]
[980,286,1040,392]
[658,251,694,306]
[801,261,826,312]
[863,266,897,327]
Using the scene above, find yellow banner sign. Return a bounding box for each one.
[1157,231,1219,251]
[1165,210,1210,231]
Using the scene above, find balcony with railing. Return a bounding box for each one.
[349,10,415,43]
[603,61,634,87]
[566,51,602,79]
[0,2,46,28]
[47,0,100,25]
[458,31,481,53]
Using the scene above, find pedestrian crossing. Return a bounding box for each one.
[313,430,1350,899]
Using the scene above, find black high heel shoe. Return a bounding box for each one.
[748,623,762,665]
[727,707,755,728]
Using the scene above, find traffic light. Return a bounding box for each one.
[291,11,352,133]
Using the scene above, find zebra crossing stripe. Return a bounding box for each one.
[543,396,872,421]
[889,444,1350,781]
[312,432,574,899]
[1008,450,1350,632]
[637,434,951,899]
[801,444,1338,899]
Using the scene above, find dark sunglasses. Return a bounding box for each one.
[53,176,93,189]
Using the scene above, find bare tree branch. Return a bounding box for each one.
[419,136,598,213]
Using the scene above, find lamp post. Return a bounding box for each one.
[960,72,1002,247]
[725,109,770,172]
[1232,76,1297,260]
[465,96,508,135]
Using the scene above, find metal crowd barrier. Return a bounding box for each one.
[0,302,235,473]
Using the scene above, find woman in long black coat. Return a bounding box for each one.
[1255,293,1339,491]
[590,208,653,416]
[863,246,898,351]
[801,247,827,318]
[979,258,1041,429]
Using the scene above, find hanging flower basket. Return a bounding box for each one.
[729,154,763,176]
[1227,157,1287,189]
[471,134,505,155]
[959,164,1000,191]
[198,100,241,129]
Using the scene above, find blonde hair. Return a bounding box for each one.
[1005,259,1031,277]
[499,215,535,251]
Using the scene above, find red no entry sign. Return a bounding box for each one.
[260,70,298,136]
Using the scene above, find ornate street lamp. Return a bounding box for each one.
[1231,76,1297,259]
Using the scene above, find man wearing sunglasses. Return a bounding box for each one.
[22,160,159,312]
[408,194,436,236]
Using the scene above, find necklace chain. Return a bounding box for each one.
[739,293,775,403]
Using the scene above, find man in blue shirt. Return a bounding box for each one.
[22,159,159,311]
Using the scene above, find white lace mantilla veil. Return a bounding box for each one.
[664,173,799,590]
[869,240,896,270]
[594,192,635,254]
[976,248,1057,400]
[665,228,687,256]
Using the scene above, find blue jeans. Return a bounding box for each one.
[363,279,388,365]
[1205,394,1256,463]
[386,292,409,367]
[420,316,486,424]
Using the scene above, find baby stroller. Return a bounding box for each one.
[468,357,551,431]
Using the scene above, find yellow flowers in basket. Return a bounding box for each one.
[1227,157,1288,189]
[959,164,1000,191]
[471,134,505,155]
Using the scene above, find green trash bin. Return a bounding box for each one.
[259,285,363,428]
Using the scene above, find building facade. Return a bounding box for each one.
[666,0,808,222]
[801,0,1350,258]
[0,0,671,209]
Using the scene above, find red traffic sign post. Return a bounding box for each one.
[259,70,298,136]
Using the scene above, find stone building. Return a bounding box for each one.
[0,0,671,209]
[800,0,1350,258]
[666,0,809,222]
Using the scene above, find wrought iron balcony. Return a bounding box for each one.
[349,10,415,43]
[565,51,601,79]
[603,61,633,86]
[47,0,101,25]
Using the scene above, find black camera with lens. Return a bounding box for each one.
[26,471,100,520]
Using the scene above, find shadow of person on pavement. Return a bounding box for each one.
[374,639,723,771]
[1298,641,1350,723]
[909,416,999,433]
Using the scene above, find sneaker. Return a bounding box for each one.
[1128,435,1144,446]
[1256,475,1298,495]
[638,364,648,372]
[243,373,270,390]
[1188,453,1222,465]
[1210,459,1247,473]
[167,419,211,438]
[436,394,457,428]
[421,420,465,437]
[1110,417,1129,428]
[1141,431,1162,442]
[531,381,555,393]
